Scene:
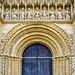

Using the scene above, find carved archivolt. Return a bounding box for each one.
[2,23,72,56]
[0,23,74,75]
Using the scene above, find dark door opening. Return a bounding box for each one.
[22,44,52,75]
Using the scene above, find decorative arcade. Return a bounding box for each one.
[0,0,74,21]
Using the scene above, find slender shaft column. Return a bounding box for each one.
[66,58,70,75]
[4,57,8,75]
[33,4,34,20]
[53,58,57,75]
[20,59,22,75]
[40,4,42,20]
[57,58,60,75]
[18,4,19,20]
[55,4,57,20]
[25,4,27,20]
[10,58,12,75]
[18,58,22,75]
[52,58,56,75]
[48,3,49,20]
[60,58,63,75]
[14,58,18,75]
[8,57,11,75]
[10,4,11,20]
[11,58,15,75]
[55,58,57,75]
[63,57,66,75]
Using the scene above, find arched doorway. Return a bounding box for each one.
[22,43,52,75]
[1,23,72,75]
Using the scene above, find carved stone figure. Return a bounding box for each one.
[12,8,18,20]
[58,0,62,3]
[28,0,31,3]
[42,7,48,20]
[19,7,25,20]
[65,7,70,20]
[34,7,40,20]
[11,0,17,4]
[50,7,55,20]
[6,0,10,4]
[4,8,10,20]
[27,8,32,20]
[57,7,63,20]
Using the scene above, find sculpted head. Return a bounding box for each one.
[13,8,16,12]
[5,8,9,12]
[36,7,39,10]
[51,7,54,11]
[21,7,24,11]
[67,7,70,11]
[43,7,46,10]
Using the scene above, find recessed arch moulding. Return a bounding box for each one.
[0,23,73,75]
[2,23,72,56]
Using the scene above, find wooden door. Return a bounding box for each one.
[22,44,52,75]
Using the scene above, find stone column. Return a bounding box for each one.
[4,56,8,75]
[55,58,57,75]
[25,4,27,20]
[33,4,34,20]
[8,57,11,75]
[10,4,11,20]
[57,58,60,75]
[10,58,12,75]
[63,57,66,75]
[18,58,22,75]
[60,58,63,75]
[48,3,49,20]
[52,58,56,75]
[40,4,42,20]
[55,4,57,20]
[14,58,18,75]
[11,58,15,75]
[18,4,19,20]
[66,58,70,75]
